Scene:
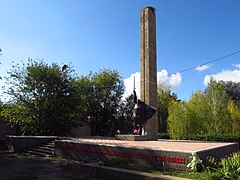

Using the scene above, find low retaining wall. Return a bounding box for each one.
[55,140,191,170]
[55,139,239,170]
[79,163,188,180]
[115,135,148,141]
[197,142,239,163]
[5,135,59,152]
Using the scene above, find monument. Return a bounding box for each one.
[116,6,158,141]
[54,6,239,171]
[140,6,158,140]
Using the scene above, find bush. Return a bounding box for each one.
[185,133,240,148]
[221,152,240,179]
[207,152,240,179]
[158,133,170,139]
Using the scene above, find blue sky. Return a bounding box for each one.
[0,0,240,101]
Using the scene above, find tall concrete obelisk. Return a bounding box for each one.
[140,6,158,140]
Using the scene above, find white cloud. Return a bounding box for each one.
[233,64,240,69]
[123,70,182,98]
[204,69,240,86]
[157,70,182,87]
[123,72,140,99]
[195,65,209,72]
[169,73,182,87]
[157,69,168,83]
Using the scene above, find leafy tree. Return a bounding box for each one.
[220,81,240,107]
[227,100,240,133]
[187,91,209,135]
[4,59,78,136]
[205,79,230,134]
[157,83,178,133]
[75,69,124,136]
[168,101,188,139]
[116,94,135,134]
[1,103,29,135]
[168,79,232,139]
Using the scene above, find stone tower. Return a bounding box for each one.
[140,6,158,140]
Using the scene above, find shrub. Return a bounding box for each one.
[220,152,240,179]
[185,133,240,148]
[207,152,240,179]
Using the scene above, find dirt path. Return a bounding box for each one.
[0,151,101,180]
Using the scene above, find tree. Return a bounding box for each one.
[205,79,231,134]
[1,103,29,135]
[167,79,232,139]
[168,101,188,139]
[227,100,240,133]
[157,83,178,133]
[116,94,135,134]
[220,81,240,107]
[4,59,78,136]
[75,69,124,136]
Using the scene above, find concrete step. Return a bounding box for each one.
[23,141,55,157]
[37,145,55,151]
[42,144,55,149]
[30,147,54,155]
[24,150,54,157]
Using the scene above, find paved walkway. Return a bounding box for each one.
[0,150,100,180]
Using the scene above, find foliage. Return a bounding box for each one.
[104,153,240,180]
[167,78,237,139]
[204,78,231,134]
[168,101,188,139]
[74,69,124,136]
[207,152,240,179]
[187,91,209,134]
[184,133,240,145]
[117,94,135,134]
[228,100,240,133]
[221,152,240,179]
[220,81,240,108]
[4,59,78,136]
[0,103,30,135]
[2,58,126,137]
[157,83,178,133]
[158,132,170,139]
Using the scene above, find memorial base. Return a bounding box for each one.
[115,135,148,141]
[55,138,239,170]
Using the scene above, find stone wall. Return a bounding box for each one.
[55,140,191,170]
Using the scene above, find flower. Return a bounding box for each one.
[187,152,203,172]
[133,129,139,134]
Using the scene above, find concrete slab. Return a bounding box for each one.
[115,135,148,141]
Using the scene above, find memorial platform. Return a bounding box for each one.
[55,137,239,170]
